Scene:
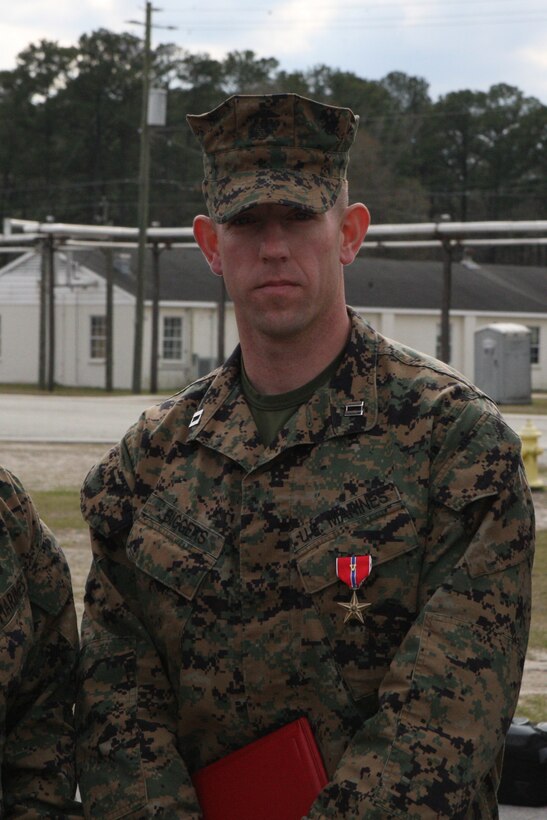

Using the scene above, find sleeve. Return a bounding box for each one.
[76,438,202,819]
[306,408,535,819]
[0,470,82,818]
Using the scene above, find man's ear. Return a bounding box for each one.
[193,215,223,276]
[339,203,370,266]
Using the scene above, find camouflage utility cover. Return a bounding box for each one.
[187,94,358,223]
[77,311,534,819]
[0,467,81,817]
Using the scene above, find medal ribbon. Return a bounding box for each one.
[336,555,372,590]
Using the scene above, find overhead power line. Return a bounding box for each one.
[164,0,541,10]
[170,17,547,32]
[161,1,547,30]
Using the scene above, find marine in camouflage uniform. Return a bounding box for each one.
[0,467,81,817]
[76,95,534,819]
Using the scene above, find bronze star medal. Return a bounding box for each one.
[336,555,372,625]
[337,590,371,624]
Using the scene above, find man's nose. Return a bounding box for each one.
[259,220,289,260]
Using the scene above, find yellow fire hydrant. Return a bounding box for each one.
[519,420,544,491]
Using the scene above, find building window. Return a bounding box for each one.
[528,326,540,364]
[90,315,107,360]
[162,316,183,360]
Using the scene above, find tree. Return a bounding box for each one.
[348,130,429,224]
[377,71,432,178]
[0,40,76,220]
[0,28,544,233]
[475,84,546,220]
[417,84,547,221]
[418,89,487,220]
[222,50,279,94]
[60,29,144,224]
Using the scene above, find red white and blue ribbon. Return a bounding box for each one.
[336,555,372,590]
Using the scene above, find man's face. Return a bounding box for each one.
[199,202,352,344]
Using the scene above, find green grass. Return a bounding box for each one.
[515,694,547,722]
[500,394,547,414]
[528,529,547,651]
[32,489,85,532]
[515,530,547,721]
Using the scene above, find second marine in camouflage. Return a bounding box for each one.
[76,94,534,818]
[0,467,80,817]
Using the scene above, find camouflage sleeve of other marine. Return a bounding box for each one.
[0,467,82,817]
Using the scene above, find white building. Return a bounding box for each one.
[0,246,545,394]
[346,254,547,393]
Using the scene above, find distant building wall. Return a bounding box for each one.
[1,250,545,393]
[356,308,547,392]
[0,304,40,383]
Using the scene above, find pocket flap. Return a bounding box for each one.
[126,493,225,601]
[296,492,419,596]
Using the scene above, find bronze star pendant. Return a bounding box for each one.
[337,591,371,624]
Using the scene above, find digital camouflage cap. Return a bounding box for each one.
[186,93,359,223]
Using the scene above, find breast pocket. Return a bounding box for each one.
[0,562,27,629]
[0,570,32,695]
[126,494,225,643]
[129,491,224,588]
[294,484,421,700]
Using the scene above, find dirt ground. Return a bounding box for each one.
[2,441,546,696]
[1,442,111,491]
[2,443,108,624]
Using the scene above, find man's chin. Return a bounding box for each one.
[253,312,310,341]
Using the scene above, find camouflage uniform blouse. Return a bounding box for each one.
[77,311,534,819]
[0,467,81,817]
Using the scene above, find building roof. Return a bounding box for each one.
[345,254,547,313]
[8,245,547,314]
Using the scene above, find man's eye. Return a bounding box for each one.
[290,209,315,221]
[229,213,255,227]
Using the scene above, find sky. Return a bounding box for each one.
[2,0,547,104]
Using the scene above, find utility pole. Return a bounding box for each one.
[38,240,47,389]
[46,233,56,391]
[131,1,152,394]
[437,214,453,365]
[128,4,174,394]
[440,239,453,364]
[105,247,114,392]
[150,230,162,393]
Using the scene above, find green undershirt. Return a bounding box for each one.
[241,351,344,447]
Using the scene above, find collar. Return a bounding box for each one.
[186,309,379,470]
